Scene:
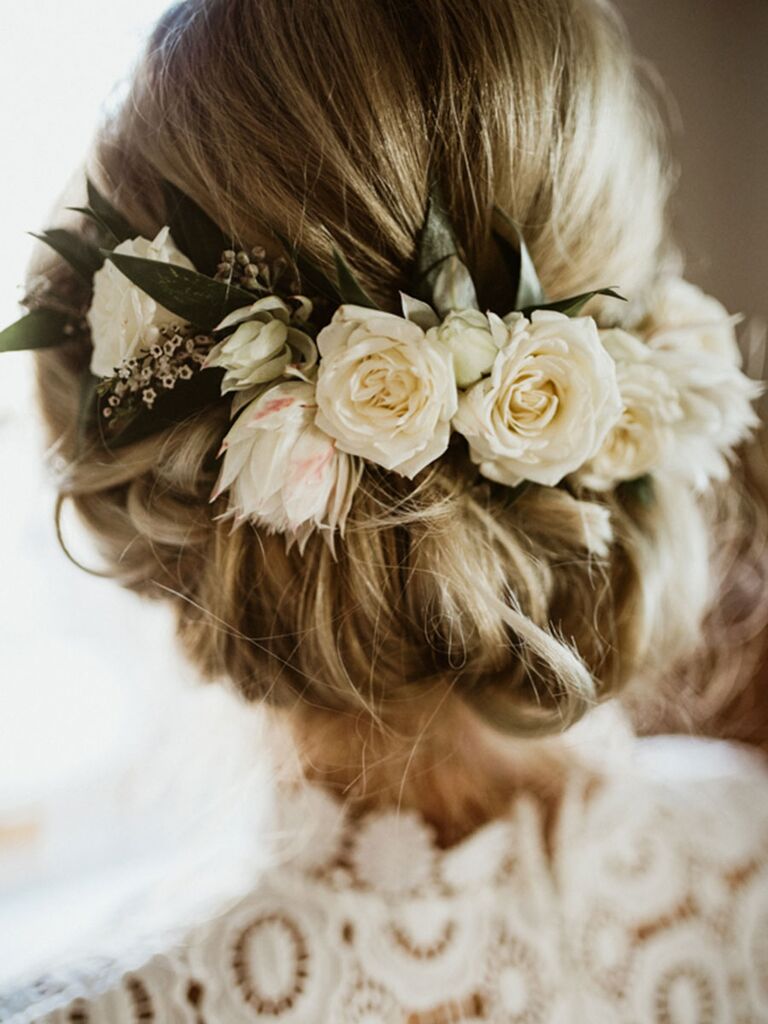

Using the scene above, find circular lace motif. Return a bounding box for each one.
[350,895,490,1013]
[627,923,730,1024]
[483,928,551,1024]
[184,881,339,1022]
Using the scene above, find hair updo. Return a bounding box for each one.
[33,0,762,739]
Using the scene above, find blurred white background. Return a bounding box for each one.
[0,0,766,985]
[0,1,270,981]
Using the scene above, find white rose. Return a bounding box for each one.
[647,335,761,489]
[425,308,507,387]
[314,305,458,478]
[579,329,682,490]
[87,227,195,377]
[205,296,318,393]
[214,380,360,542]
[453,311,623,487]
[645,276,741,363]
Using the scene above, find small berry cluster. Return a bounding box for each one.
[97,323,213,424]
[213,246,298,294]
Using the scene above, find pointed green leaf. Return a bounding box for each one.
[67,206,122,247]
[411,185,481,313]
[400,293,439,329]
[32,229,104,281]
[76,371,101,455]
[0,308,73,353]
[521,287,626,319]
[87,180,134,243]
[332,248,379,308]
[414,187,457,284]
[431,254,479,315]
[163,181,232,276]
[104,253,255,331]
[274,230,341,304]
[492,207,546,310]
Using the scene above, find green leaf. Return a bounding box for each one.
[67,206,120,247]
[412,186,460,305]
[618,474,655,507]
[0,308,73,353]
[32,229,103,281]
[492,207,545,310]
[103,366,226,448]
[163,181,232,276]
[431,254,479,315]
[274,230,341,304]
[87,179,134,243]
[332,247,379,308]
[414,187,456,283]
[104,253,255,332]
[520,287,626,319]
[76,371,100,455]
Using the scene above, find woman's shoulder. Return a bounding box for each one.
[4,735,768,1024]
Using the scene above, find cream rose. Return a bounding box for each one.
[579,329,682,490]
[214,380,360,542]
[425,309,509,387]
[87,227,195,377]
[314,305,458,477]
[205,296,317,394]
[453,311,623,487]
[644,277,741,363]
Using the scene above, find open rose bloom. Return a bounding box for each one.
[314,305,458,478]
[454,312,623,487]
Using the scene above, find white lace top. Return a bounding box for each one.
[4,735,768,1024]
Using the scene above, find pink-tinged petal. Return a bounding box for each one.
[282,426,336,524]
[247,395,297,425]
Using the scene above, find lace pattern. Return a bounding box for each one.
[3,750,768,1023]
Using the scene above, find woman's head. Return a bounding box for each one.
[33,0,762,742]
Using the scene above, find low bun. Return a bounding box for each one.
[32,0,743,738]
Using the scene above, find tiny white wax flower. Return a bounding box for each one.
[205,296,317,393]
[87,227,195,377]
[314,305,458,478]
[454,311,623,487]
[579,329,682,490]
[426,308,511,387]
[214,380,360,543]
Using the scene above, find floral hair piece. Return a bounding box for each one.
[1,181,761,549]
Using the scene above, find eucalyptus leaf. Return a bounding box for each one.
[332,248,379,309]
[32,229,103,281]
[0,308,73,353]
[521,287,626,319]
[163,181,232,276]
[104,253,255,332]
[491,207,546,310]
[274,230,341,304]
[87,179,134,243]
[431,255,479,315]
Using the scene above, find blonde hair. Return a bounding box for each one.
[33,0,764,744]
